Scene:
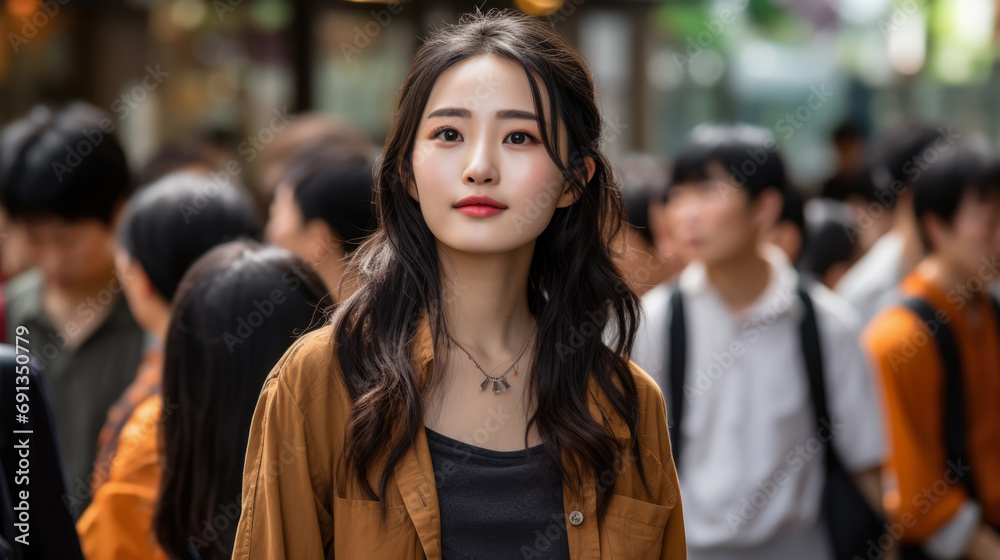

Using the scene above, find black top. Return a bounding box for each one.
[424,426,570,560]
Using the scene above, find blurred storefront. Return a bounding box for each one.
[2,0,1000,191]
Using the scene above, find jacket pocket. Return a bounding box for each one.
[331,496,414,558]
[602,493,674,560]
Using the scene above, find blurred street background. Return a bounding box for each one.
[3,0,997,194]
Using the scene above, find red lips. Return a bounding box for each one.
[453,195,508,209]
[453,195,508,218]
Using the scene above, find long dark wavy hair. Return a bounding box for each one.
[331,8,650,522]
[154,240,329,560]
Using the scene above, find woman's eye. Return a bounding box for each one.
[435,128,461,142]
[506,132,531,145]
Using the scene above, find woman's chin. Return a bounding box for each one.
[434,235,530,256]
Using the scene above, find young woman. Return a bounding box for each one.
[154,241,328,560]
[77,171,262,558]
[89,170,262,489]
[77,240,328,560]
[234,9,686,559]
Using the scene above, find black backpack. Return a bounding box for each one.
[665,282,886,559]
[895,296,1000,560]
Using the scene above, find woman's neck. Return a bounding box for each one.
[436,240,537,359]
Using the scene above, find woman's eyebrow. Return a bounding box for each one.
[495,109,537,121]
[425,107,538,121]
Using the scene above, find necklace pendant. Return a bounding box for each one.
[513,371,518,376]
[480,377,491,391]
[501,378,511,390]
[492,380,502,394]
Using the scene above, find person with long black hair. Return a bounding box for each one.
[76,240,328,560]
[88,171,263,490]
[76,172,264,558]
[234,9,685,560]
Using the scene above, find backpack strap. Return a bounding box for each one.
[898,297,977,502]
[666,287,687,466]
[796,285,835,458]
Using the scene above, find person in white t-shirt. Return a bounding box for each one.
[633,124,886,560]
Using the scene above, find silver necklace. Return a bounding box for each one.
[447,324,537,395]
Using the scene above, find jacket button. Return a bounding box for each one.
[568,511,584,526]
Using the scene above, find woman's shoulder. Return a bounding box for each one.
[625,359,666,409]
[623,360,673,449]
[261,324,352,416]
[589,358,670,447]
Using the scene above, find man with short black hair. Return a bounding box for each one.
[0,102,145,513]
[634,124,884,560]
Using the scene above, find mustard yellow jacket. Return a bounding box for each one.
[233,313,687,559]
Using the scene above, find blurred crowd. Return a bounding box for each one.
[0,98,997,560]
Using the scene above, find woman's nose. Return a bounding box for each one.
[463,142,499,185]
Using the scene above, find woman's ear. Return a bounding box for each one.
[397,161,419,202]
[556,156,595,208]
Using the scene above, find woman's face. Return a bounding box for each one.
[409,54,588,254]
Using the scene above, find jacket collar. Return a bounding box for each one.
[409,312,631,440]
[395,312,630,559]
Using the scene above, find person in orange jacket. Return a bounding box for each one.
[864,140,1000,559]
[77,241,328,560]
